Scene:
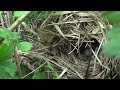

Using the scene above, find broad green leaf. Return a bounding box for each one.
[0,44,14,61]
[10,32,21,41]
[0,28,11,38]
[0,68,10,78]
[0,29,11,45]
[0,60,17,78]
[13,11,25,18]
[32,71,47,79]
[0,28,21,40]
[0,28,21,45]
[17,42,32,52]
[11,72,19,79]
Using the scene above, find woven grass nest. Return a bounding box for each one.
[21,11,120,79]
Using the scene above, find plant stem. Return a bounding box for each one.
[8,11,32,31]
[7,11,13,26]
[14,45,22,79]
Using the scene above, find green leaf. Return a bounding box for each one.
[0,28,11,38]
[0,29,10,45]
[21,65,33,79]
[0,68,10,78]
[0,28,21,40]
[0,44,14,61]
[17,42,32,52]
[11,32,21,41]
[102,11,120,26]
[0,60,17,78]
[106,27,120,40]
[13,11,25,18]
[103,39,120,57]
[0,28,21,45]
[32,71,47,79]
[103,25,120,58]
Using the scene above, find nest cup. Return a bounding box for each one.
[25,11,117,79]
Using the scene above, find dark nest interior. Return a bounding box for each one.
[18,11,120,79]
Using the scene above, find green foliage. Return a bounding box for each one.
[102,11,120,26]
[106,27,120,40]
[0,11,34,79]
[103,24,120,58]
[45,64,59,79]
[32,71,47,79]
[0,60,17,78]
[30,11,51,19]
[0,44,14,61]
[21,65,33,79]
[102,11,120,58]
[13,11,25,18]
[37,11,51,19]
[103,39,120,57]
[0,28,32,78]
[17,42,32,52]
[37,55,59,79]
[0,28,32,52]
[0,29,20,78]
[0,28,21,45]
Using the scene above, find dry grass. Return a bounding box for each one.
[18,11,120,79]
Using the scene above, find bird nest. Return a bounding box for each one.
[20,11,120,79]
